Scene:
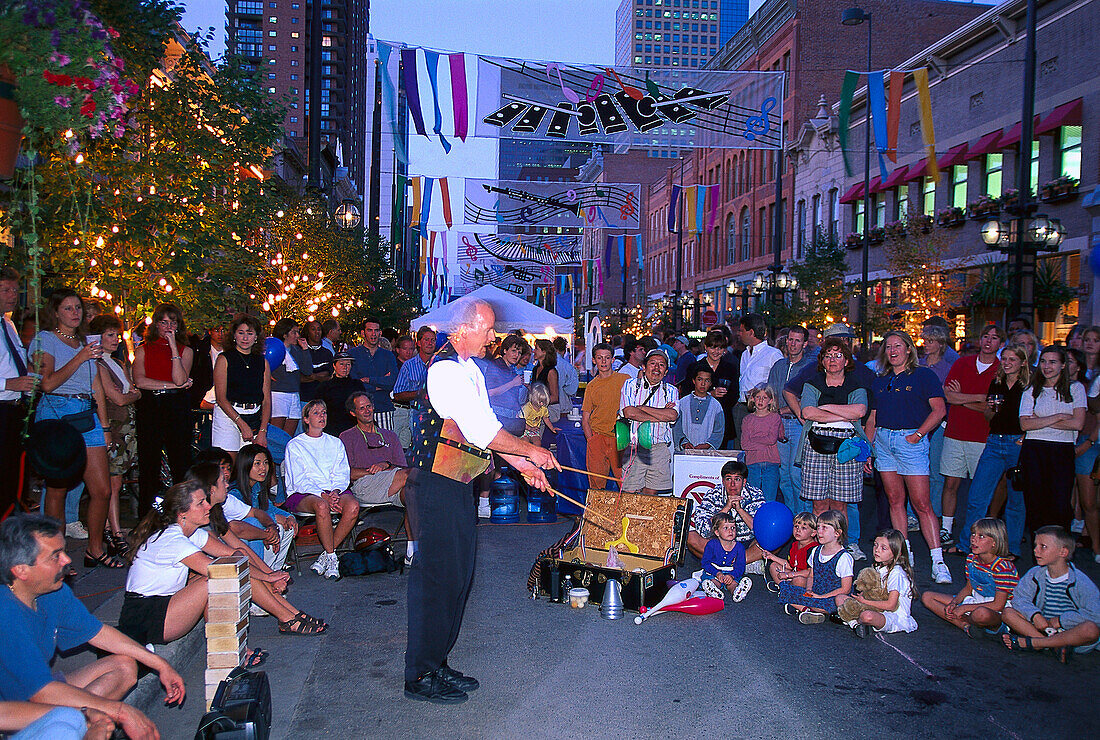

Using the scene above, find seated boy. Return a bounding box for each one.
[1001,525,1100,662]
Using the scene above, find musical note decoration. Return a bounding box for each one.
[457,233,582,267]
[742,97,777,141]
[463,179,642,230]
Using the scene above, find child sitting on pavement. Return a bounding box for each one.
[779,510,854,625]
[1001,526,1100,663]
[763,511,818,593]
[700,512,752,602]
[849,529,918,638]
[922,518,1018,638]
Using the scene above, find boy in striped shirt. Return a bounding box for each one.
[1002,526,1100,662]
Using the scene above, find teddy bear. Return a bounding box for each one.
[837,567,889,623]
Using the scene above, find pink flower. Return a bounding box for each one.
[49,53,71,67]
[54,95,72,108]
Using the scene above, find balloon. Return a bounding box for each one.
[1090,240,1100,276]
[752,501,795,551]
[263,337,286,368]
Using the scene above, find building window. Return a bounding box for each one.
[290,59,298,66]
[635,56,643,63]
[1029,140,1039,191]
[290,45,298,52]
[289,116,298,123]
[811,193,821,234]
[267,72,275,79]
[922,177,935,216]
[267,86,275,94]
[796,200,806,259]
[855,200,864,233]
[726,213,736,264]
[951,164,967,208]
[291,32,299,38]
[896,185,909,219]
[267,44,275,51]
[268,16,276,22]
[758,207,768,256]
[829,189,839,240]
[985,153,1003,196]
[290,73,297,80]
[291,17,298,23]
[1058,125,1082,179]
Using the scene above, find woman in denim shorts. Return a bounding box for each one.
[866,330,951,584]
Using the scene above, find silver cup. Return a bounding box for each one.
[601,579,624,620]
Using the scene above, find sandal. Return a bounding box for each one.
[944,546,965,557]
[83,550,125,569]
[295,611,324,627]
[278,614,327,635]
[1052,645,1072,664]
[1003,633,1040,652]
[104,530,130,557]
[243,648,269,668]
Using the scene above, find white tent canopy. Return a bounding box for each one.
[410,285,572,337]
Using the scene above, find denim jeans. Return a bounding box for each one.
[928,423,946,517]
[961,434,1024,556]
[748,462,780,503]
[12,707,85,740]
[778,416,804,512]
[848,499,862,549]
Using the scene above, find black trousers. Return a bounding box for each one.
[405,467,476,682]
[135,391,192,518]
[0,402,27,519]
[1020,438,1075,534]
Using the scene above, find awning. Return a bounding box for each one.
[839,182,865,204]
[998,114,1041,147]
[936,143,969,169]
[867,175,884,193]
[967,130,1002,159]
[1035,98,1082,135]
[880,165,909,190]
[903,160,932,183]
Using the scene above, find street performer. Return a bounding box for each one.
[404,299,558,705]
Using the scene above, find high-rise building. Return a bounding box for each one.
[615,0,744,70]
[225,0,372,199]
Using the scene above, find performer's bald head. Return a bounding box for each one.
[452,299,496,359]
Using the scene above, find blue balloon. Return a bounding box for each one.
[1089,240,1100,276]
[752,501,795,552]
[263,337,286,368]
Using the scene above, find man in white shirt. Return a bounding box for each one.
[553,336,579,400]
[735,313,782,440]
[404,298,557,705]
[618,338,646,380]
[619,350,679,495]
[0,268,34,520]
[281,399,357,580]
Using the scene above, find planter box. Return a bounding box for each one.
[1040,185,1079,204]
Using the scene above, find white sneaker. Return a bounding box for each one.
[745,559,765,576]
[323,552,341,580]
[65,521,89,540]
[932,560,953,585]
[477,499,491,518]
[848,543,867,561]
[907,515,920,532]
[1093,552,1100,565]
[310,552,330,576]
[731,577,753,603]
[1071,519,1085,534]
[701,579,725,600]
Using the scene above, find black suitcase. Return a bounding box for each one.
[195,668,272,740]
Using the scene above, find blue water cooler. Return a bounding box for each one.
[489,476,520,524]
[526,483,557,523]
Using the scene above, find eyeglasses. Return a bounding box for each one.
[822,352,846,360]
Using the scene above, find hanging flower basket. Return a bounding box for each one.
[1039,176,1080,203]
[844,232,863,250]
[884,220,907,239]
[967,195,1000,220]
[867,226,885,245]
[936,207,966,228]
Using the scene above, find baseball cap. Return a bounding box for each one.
[823,323,856,339]
[333,351,353,362]
[644,348,669,363]
[672,335,689,347]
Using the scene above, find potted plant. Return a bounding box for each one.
[1039,175,1080,203]
[1034,258,1076,323]
[884,220,906,239]
[0,0,138,169]
[867,225,885,244]
[966,261,1009,328]
[967,194,1001,220]
[936,206,966,228]
[844,232,863,250]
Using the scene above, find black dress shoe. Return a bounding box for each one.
[404,671,468,704]
[438,663,479,692]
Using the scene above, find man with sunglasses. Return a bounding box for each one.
[341,392,409,513]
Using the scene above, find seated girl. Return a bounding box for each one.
[699,511,752,602]
[227,444,297,572]
[849,529,918,637]
[119,481,322,659]
[762,511,817,592]
[779,510,853,625]
[921,518,1018,638]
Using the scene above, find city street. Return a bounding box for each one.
[103,508,1099,739]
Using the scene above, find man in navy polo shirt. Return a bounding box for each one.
[0,515,183,740]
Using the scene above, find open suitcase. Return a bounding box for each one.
[536,489,692,612]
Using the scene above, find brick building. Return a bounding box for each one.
[835,0,1098,341]
[641,0,987,325]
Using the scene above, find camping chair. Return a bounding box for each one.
[285,495,407,576]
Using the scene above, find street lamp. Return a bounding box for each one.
[842,6,872,351]
[335,199,362,231]
[981,213,1064,251]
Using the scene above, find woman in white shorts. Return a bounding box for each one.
[212,314,271,461]
[270,318,312,435]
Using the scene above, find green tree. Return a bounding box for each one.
[786,228,849,328]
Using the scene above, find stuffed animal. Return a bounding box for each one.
[837,567,889,623]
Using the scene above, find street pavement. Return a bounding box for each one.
[115,503,1100,740]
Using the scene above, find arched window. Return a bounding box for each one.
[740,207,751,262]
[726,212,736,265]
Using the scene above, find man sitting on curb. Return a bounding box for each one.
[340,392,414,563]
[0,514,184,740]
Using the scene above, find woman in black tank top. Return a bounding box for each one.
[213,314,271,461]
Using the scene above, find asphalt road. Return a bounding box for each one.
[124,502,1100,740]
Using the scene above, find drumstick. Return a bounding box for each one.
[547,487,616,532]
[557,464,624,484]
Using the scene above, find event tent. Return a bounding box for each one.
[410,285,572,337]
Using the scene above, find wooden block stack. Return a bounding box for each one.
[205,556,250,709]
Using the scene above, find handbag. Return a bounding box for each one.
[59,406,96,434]
[808,428,847,455]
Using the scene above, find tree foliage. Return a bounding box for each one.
[785,228,849,329]
[882,216,967,338]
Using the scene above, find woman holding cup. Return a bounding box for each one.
[29,289,118,567]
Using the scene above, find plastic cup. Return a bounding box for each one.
[568,587,589,608]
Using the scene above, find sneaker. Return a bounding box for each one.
[854,623,872,639]
[65,521,89,540]
[798,610,826,625]
[765,579,780,594]
[249,604,271,617]
[939,528,954,548]
[310,552,330,576]
[932,560,953,585]
[731,577,753,603]
[907,515,920,532]
[438,664,479,692]
[701,579,725,600]
[477,499,491,519]
[783,604,800,617]
[404,671,468,705]
[848,543,867,562]
[745,559,765,576]
[323,552,341,580]
[1071,519,1085,534]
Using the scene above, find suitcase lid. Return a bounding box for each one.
[577,488,687,561]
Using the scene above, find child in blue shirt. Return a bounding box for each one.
[700,512,752,602]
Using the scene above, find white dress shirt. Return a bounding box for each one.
[426,356,502,449]
[738,341,783,401]
[0,316,27,402]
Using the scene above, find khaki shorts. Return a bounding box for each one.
[622,442,672,491]
[350,468,404,506]
[940,437,985,478]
